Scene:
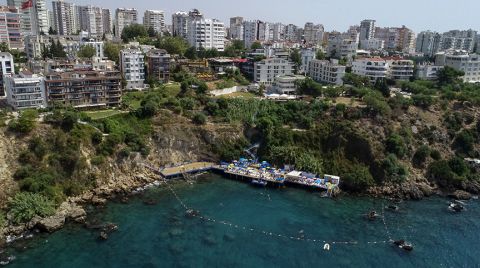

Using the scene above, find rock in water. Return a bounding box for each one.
[99,231,108,240]
[449,190,472,200]
[36,215,66,233]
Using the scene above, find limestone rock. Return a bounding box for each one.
[37,214,66,233]
[449,190,472,200]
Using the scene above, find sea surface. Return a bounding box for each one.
[5,175,480,268]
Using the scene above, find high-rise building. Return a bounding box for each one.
[243,20,259,48]
[359,19,376,41]
[272,23,285,42]
[172,11,188,38]
[229,16,243,40]
[285,24,298,42]
[416,31,442,57]
[0,6,22,50]
[52,0,76,35]
[115,8,137,37]
[258,21,271,42]
[441,29,477,52]
[7,0,49,35]
[304,23,324,45]
[187,18,225,51]
[143,10,165,35]
[102,9,112,34]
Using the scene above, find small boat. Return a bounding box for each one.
[251,179,268,187]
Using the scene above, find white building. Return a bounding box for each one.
[5,72,46,110]
[308,59,346,85]
[243,20,259,48]
[360,38,385,51]
[187,18,225,51]
[352,57,388,82]
[273,75,305,95]
[0,52,14,97]
[172,11,189,38]
[115,8,138,38]
[436,51,480,83]
[143,10,165,35]
[272,23,285,42]
[52,0,76,35]
[300,48,316,74]
[385,58,414,81]
[416,64,444,80]
[119,48,145,90]
[254,58,294,85]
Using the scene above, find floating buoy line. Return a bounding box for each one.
[143,165,404,251]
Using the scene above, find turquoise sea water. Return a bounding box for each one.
[5,175,480,268]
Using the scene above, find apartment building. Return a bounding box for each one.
[52,0,76,35]
[254,58,294,85]
[171,11,189,38]
[273,75,306,95]
[436,51,480,83]
[143,10,165,34]
[115,8,137,38]
[187,18,225,51]
[146,49,171,83]
[327,37,358,60]
[416,64,444,80]
[0,52,14,96]
[7,0,49,35]
[359,19,376,41]
[308,59,346,85]
[416,31,442,57]
[75,5,111,38]
[119,48,145,90]
[45,70,122,108]
[385,57,414,81]
[352,57,389,82]
[304,23,324,45]
[229,17,243,40]
[0,6,22,49]
[5,72,46,110]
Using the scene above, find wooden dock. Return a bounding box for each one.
[160,162,216,178]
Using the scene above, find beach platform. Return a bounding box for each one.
[160,162,216,178]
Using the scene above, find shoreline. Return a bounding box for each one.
[1,170,478,256]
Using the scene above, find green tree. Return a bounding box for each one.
[315,50,325,60]
[147,26,156,37]
[437,66,464,85]
[250,42,262,50]
[104,42,121,64]
[156,36,189,56]
[374,78,390,97]
[48,26,57,35]
[192,112,207,125]
[412,145,430,167]
[290,49,302,74]
[386,133,407,158]
[0,42,8,52]
[77,45,96,58]
[185,46,198,60]
[8,110,38,134]
[121,24,148,42]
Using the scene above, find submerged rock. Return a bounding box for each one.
[98,231,108,241]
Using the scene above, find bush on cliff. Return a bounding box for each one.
[8,110,38,134]
[9,192,55,224]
